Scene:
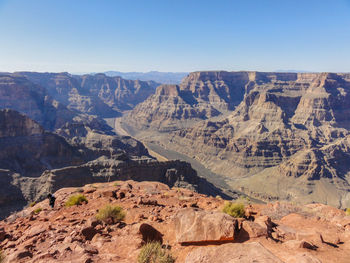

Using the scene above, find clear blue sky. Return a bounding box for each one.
[0,0,350,73]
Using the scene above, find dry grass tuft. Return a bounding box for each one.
[222,201,245,218]
[138,242,175,263]
[96,205,125,224]
[65,194,88,207]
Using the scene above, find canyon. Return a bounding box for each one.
[0,72,232,219]
[1,70,350,262]
[124,71,350,208]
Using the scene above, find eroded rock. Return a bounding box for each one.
[174,208,238,244]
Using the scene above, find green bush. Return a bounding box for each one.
[29,201,37,207]
[346,208,350,216]
[222,201,245,218]
[34,208,42,214]
[65,194,88,207]
[96,205,125,224]
[138,242,175,263]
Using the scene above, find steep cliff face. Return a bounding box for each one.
[0,74,77,130]
[56,122,149,159]
[78,73,159,111]
[128,85,220,131]
[1,156,231,220]
[126,71,251,130]
[0,109,227,219]
[19,72,159,116]
[0,109,84,178]
[125,71,350,207]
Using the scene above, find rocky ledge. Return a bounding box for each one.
[1,180,350,262]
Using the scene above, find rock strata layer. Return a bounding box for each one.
[125,71,350,207]
[18,72,159,116]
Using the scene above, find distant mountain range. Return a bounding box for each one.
[103,71,188,84]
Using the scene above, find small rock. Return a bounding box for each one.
[117,191,126,199]
[300,240,317,250]
[84,244,99,254]
[84,188,96,194]
[81,226,99,241]
[101,189,116,198]
[190,202,199,208]
[121,183,133,192]
[241,220,268,238]
[87,217,101,228]
[10,249,33,260]
[0,227,6,241]
[28,225,46,238]
[139,223,163,243]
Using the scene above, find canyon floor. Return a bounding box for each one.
[114,116,250,202]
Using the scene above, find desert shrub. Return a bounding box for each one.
[113,182,120,186]
[138,242,175,263]
[65,194,88,207]
[222,201,245,218]
[34,208,42,214]
[96,205,125,224]
[346,208,350,216]
[29,201,36,207]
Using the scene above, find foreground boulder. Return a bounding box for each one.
[174,208,238,244]
[185,242,284,263]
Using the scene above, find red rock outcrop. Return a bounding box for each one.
[1,181,350,262]
[174,208,237,244]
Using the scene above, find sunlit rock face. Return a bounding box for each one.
[126,71,350,207]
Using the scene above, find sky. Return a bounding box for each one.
[0,0,350,73]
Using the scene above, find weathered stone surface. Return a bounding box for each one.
[283,239,317,250]
[126,71,350,208]
[174,208,237,244]
[241,220,268,238]
[274,224,297,240]
[1,181,350,263]
[139,223,163,243]
[0,74,76,130]
[81,226,99,241]
[184,242,284,263]
[0,227,6,241]
[27,225,46,238]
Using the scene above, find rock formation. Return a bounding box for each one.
[124,71,350,208]
[0,109,84,177]
[1,180,350,262]
[127,71,250,131]
[0,74,76,130]
[0,109,229,219]
[18,72,159,116]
